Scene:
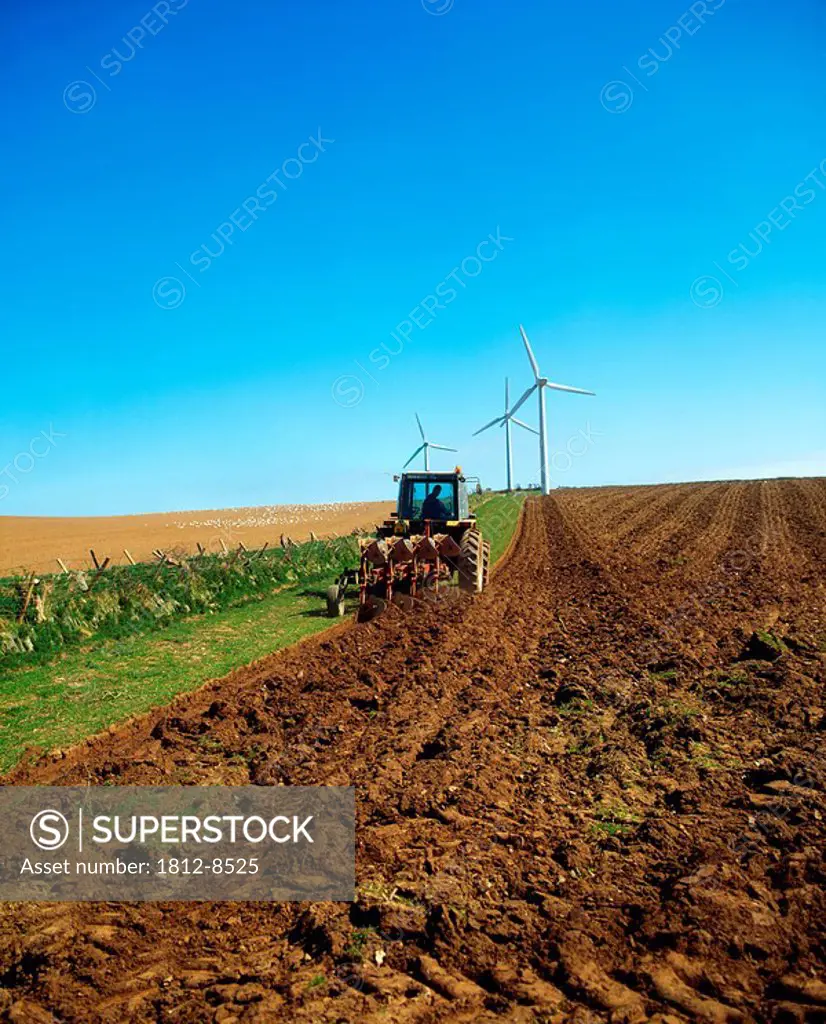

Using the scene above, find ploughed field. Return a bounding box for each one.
[2,479,825,1022]
[0,501,395,575]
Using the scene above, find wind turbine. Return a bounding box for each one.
[509,325,595,496]
[403,414,458,471]
[473,378,539,492]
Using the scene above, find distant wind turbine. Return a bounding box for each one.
[509,325,595,496]
[473,378,538,493]
[403,414,458,471]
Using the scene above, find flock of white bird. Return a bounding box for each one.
[175,502,375,532]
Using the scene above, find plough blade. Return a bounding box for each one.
[414,536,439,561]
[363,539,389,566]
[389,539,415,563]
[357,595,387,623]
[435,534,461,559]
[391,592,415,612]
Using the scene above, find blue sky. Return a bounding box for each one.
[1,0,824,516]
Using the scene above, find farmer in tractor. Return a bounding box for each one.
[421,484,449,520]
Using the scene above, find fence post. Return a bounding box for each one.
[253,542,269,560]
[17,574,36,623]
[89,558,111,590]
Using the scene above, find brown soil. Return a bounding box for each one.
[0,502,394,576]
[2,480,825,1023]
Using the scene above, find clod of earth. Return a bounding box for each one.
[741,629,788,662]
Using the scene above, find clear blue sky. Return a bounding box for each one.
[2,0,824,516]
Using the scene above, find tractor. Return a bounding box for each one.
[326,469,491,622]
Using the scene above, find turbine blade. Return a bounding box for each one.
[429,444,458,452]
[403,445,425,468]
[519,324,541,380]
[508,383,537,419]
[545,381,596,396]
[415,412,426,440]
[504,377,510,412]
[473,415,505,436]
[511,417,540,435]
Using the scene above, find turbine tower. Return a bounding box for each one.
[473,378,539,492]
[509,325,595,496]
[403,413,458,471]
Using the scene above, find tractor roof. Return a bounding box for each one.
[400,469,463,480]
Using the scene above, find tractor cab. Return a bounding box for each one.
[396,471,469,523]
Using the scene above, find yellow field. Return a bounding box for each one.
[0,501,394,575]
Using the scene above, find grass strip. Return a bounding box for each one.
[0,492,529,772]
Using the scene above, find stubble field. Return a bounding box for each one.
[0,501,395,575]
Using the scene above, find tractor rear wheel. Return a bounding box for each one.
[458,530,489,593]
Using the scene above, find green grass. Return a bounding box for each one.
[649,668,678,682]
[558,698,595,717]
[711,670,748,690]
[0,493,529,774]
[589,800,641,838]
[343,928,376,962]
[0,581,342,772]
[473,490,531,565]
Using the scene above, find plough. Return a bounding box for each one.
[326,469,490,622]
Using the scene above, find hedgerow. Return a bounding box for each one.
[0,536,361,672]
